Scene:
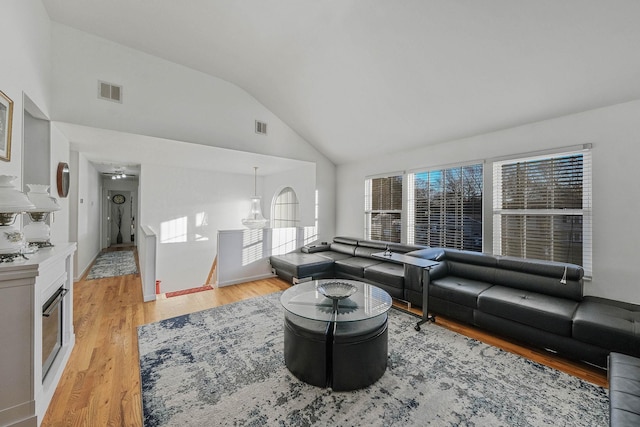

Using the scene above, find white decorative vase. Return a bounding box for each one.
[0,176,35,254]
[24,184,60,244]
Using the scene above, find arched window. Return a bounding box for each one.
[272,187,299,228]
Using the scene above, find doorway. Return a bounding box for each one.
[102,174,139,249]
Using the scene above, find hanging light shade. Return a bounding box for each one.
[242,167,268,229]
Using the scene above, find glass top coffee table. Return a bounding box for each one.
[280,279,392,391]
[280,279,392,322]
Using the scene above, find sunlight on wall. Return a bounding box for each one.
[160,216,188,243]
[272,227,297,255]
[242,229,264,266]
[160,213,210,243]
[303,190,319,245]
[195,211,209,242]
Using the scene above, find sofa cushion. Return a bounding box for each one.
[608,352,640,426]
[269,253,334,278]
[406,248,446,261]
[329,242,357,256]
[364,262,405,289]
[388,242,426,253]
[497,256,583,281]
[495,257,583,302]
[333,236,360,245]
[573,297,640,357]
[444,249,499,267]
[315,251,353,262]
[478,286,579,336]
[354,246,383,258]
[335,257,382,278]
[356,240,388,250]
[430,276,494,309]
[448,262,498,284]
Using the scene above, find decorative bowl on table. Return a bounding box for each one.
[317,281,357,300]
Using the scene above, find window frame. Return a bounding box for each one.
[491,147,592,275]
[407,162,484,251]
[364,173,404,243]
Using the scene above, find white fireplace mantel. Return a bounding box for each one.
[0,243,76,427]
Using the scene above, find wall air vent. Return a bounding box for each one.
[255,120,267,135]
[98,81,123,103]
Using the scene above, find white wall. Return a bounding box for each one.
[50,23,337,287]
[139,160,320,292]
[74,153,102,279]
[50,23,336,242]
[337,99,640,305]
[264,164,317,227]
[140,163,262,293]
[0,1,51,179]
[0,0,51,182]
[0,2,72,249]
[49,124,71,244]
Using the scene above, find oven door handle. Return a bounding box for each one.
[42,288,69,317]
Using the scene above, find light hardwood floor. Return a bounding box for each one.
[40,249,607,426]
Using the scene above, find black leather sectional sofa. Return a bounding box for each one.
[409,247,640,368]
[269,236,426,300]
[270,236,640,426]
[609,352,640,426]
[269,236,640,369]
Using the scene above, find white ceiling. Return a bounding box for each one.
[42,0,640,165]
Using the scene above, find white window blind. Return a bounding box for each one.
[493,149,592,274]
[272,187,299,228]
[364,175,403,242]
[407,164,483,251]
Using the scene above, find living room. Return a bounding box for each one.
[2,1,640,426]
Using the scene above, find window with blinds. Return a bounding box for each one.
[493,150,592,273]
[272,187,299,228]
[271,187,300,255]
[364,175,403,242]
[407,164,483,251]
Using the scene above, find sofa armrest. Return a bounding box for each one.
[301,244,331,254]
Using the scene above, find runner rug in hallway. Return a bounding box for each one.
[138,292,609,427]
[86,250,138,280]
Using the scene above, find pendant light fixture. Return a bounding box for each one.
[241,167,268,229]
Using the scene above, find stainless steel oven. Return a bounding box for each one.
[42,286,68,380]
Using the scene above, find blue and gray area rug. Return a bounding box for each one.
[138,293,609,426]
[86,250,138,280]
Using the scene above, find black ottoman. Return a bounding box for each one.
[283,312,328,387]
[283,311,389,390]
[332,314,388,391]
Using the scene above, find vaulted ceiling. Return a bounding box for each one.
[42,0,640,165]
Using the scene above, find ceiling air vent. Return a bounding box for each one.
[255,120,267,135]
[98,81,123,103]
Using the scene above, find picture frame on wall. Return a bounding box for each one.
[0,90,13,162]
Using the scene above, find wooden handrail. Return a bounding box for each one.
[206,255,218,286]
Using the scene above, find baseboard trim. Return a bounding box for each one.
[217,273,276,287]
